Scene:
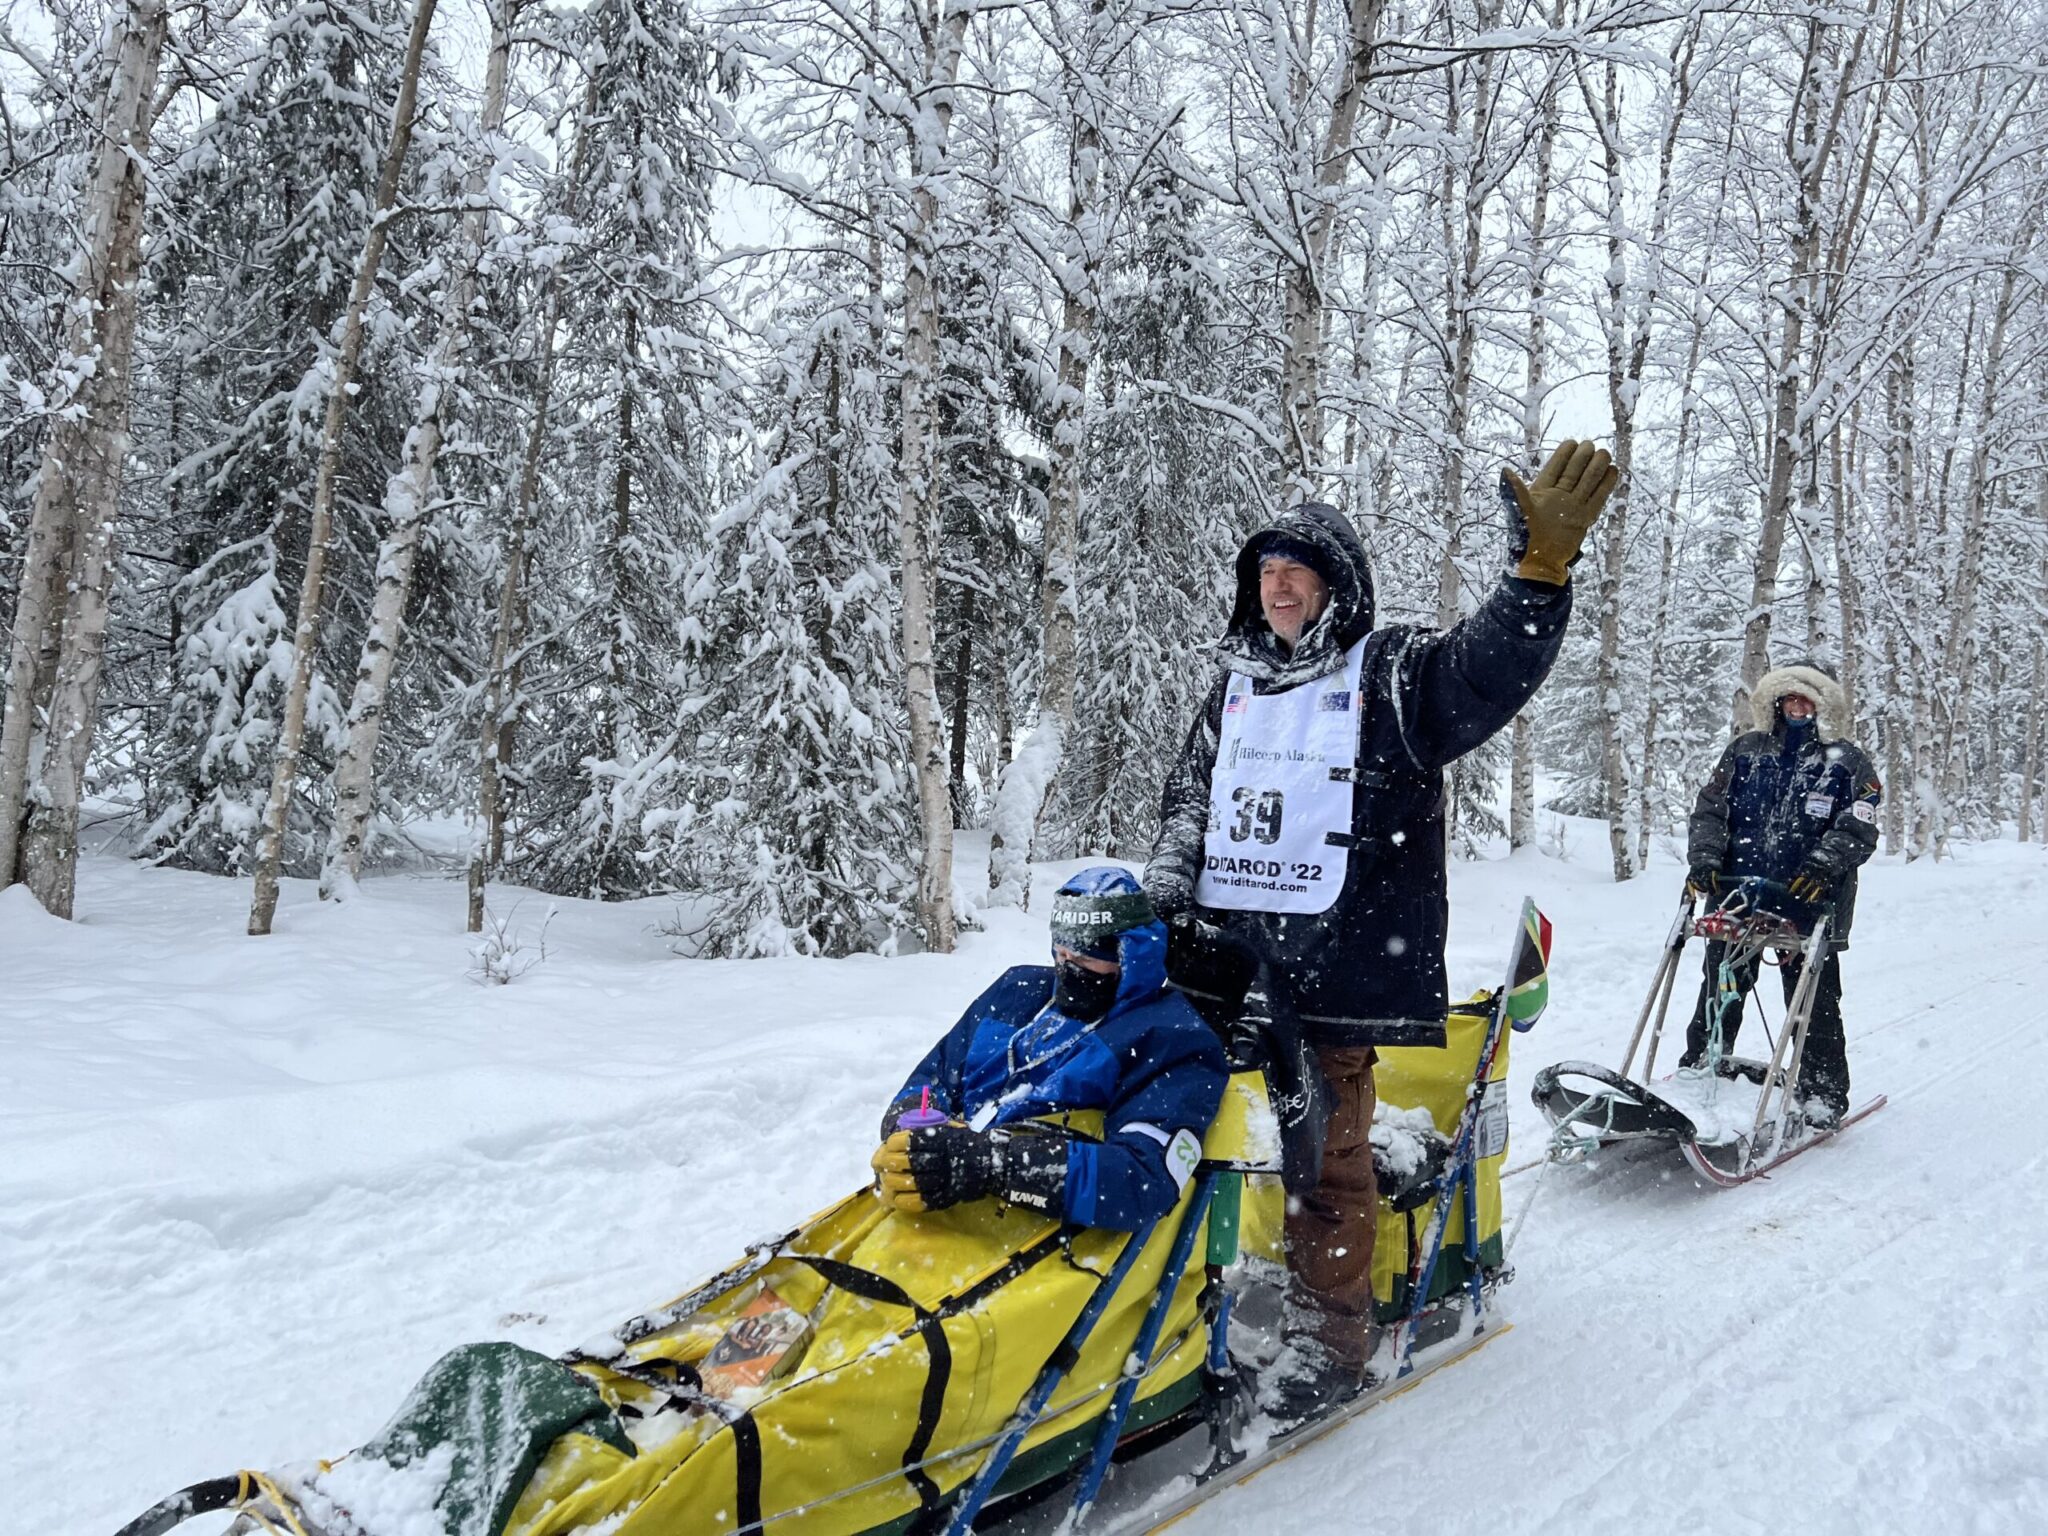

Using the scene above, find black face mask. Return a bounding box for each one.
[1053,958,1120,1022]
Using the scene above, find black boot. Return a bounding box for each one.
[1255,1328,1382,1431]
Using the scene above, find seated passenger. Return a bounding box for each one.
[871,866,1228,1231]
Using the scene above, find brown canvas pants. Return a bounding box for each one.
[1283,1044,1379,1367]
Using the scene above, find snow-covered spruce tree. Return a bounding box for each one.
[505,0,718,901]
[464,226,577,933]
[983,0,1124,907]
[1045,168,1257,859]
[133,0,421,878]
[932,197,1038,837]
[659,301,916,956]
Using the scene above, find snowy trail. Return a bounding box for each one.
[1177,905,2048,1533]
[6,832,2046,1534]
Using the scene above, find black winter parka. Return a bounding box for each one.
[1686,711,1881,946]
[1146,503,1571,1049]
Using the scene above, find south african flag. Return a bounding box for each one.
[1505,898,1553,1032]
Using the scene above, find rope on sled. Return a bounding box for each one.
[1505,1097,1619,1261]
[231,1471,312,1536]
[1691,941,1750,1081]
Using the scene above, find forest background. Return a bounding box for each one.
[3,0,2045,958]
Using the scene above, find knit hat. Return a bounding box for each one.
[1048,868,1158,960]
[1249,530,1334,583]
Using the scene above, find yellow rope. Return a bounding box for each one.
[230,1469,314,1536]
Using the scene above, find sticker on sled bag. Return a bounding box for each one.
[1476,1080,1509,1160]
[697,1287,813,1400]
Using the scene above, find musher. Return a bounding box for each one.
[871,866,1227,1231]
[1142,441,1616,1421]
[1680,658,1881,1125]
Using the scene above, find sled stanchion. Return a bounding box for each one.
[1066,1176,1218,1525]
[1459,1150,1484,1316]
[1639,926,1687,1082]
[1620,896,1690,1080]
[1393,898,1547,1373]
[1395,1073,1490,1372]
[1769,919,1831,1156]
[942,1213,1163,1536]
[1397,1061,1497,1372]
[1739,919,1823,1168]
[1619,944,1675,1080]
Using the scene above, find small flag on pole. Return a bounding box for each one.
[1506,898,1553,1031]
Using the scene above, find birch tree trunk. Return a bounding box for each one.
[1278,0,1384,495]
[1428,8,1506,859]
[2021,638,2042,845]
[1882,343,1919,855]
[1584,29,1693,881]
[1830,415,1861,731]
[248,0,441,936]
[1509,6,1565,853]
[1637,295,1707,873]
[1587,60,1635,882]
[987,0,1107,908]
[1736,18,1855,727]
[2022,535,2048,846]
[0,0,168,915]
[1432,13,1501,631]
[463,61,603,933]
[1932,216,2036,855]
[898,0,969,950]
[326,0,517,898]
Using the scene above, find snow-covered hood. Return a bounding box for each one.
[1214,502,1374,686]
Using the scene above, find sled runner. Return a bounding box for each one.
[1532,877,1880,1184]
[114,903,1551,1536]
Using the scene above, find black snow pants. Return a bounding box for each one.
[1680,941,1849,1112]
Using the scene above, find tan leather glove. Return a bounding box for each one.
[1787,867,1831,904]
[1501,439,1620,585]
[871,1130,931,1213]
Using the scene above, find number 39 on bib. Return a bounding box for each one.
[1195,638,1367,916]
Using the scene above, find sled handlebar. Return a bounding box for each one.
[1689,875,1830,947]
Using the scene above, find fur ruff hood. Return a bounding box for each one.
[1750,660,1848,738]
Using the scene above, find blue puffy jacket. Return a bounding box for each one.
[886,898,1227,1232]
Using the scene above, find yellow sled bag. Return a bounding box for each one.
[116,901,1552,1536]
[1371,997,1511,1318]
[248,1085,1282,1536]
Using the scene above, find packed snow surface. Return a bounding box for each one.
[5,826,2046,1534]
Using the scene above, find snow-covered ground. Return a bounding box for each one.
[6,827,2046,1534]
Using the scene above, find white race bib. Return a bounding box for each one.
[1194,638,1367,916]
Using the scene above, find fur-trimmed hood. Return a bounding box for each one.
[1750,659,1849,738]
